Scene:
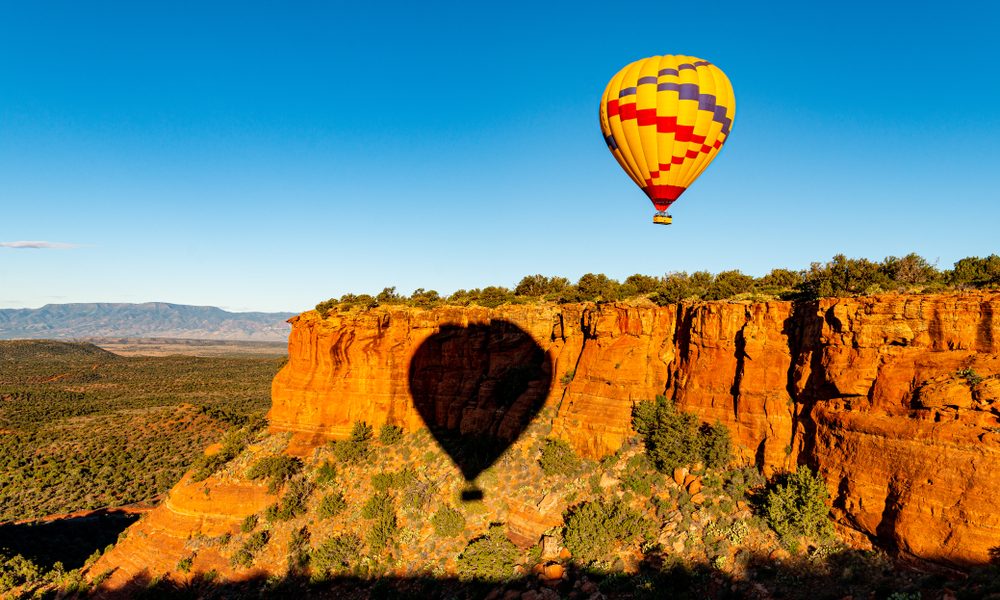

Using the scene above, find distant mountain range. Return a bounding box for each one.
[0,302,297,341]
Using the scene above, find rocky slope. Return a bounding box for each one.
[88,292,1000,592]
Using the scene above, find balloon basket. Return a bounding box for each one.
[653,212,673,225]
[461,485,484,502]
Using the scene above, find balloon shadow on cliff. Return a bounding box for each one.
[407,320,552,500]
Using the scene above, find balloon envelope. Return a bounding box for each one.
[599,55,735,213]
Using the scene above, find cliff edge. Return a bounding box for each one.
[269,292,1000,565]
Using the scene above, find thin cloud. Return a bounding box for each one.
[0,241,80,249]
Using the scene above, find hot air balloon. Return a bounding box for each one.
[600,55,735,225]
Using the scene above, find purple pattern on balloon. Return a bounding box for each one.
[652,82,731,135]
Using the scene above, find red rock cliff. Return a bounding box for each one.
[269,293,1000,565]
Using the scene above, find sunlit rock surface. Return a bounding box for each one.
[91,292,1000,590]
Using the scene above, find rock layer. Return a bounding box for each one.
[91,471,273,591]
[269,293,1000,565]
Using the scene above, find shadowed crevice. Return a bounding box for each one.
[0,510,139,571]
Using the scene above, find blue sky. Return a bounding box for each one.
[2,1,998,312]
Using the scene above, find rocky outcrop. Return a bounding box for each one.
[268,292,1000,565]
[89,452,274,591]
[791,295,1000,565]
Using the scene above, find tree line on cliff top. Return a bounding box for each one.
[316,253,1000,316]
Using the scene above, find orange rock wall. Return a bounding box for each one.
[90,472,273,591]
[269,293,1000,564]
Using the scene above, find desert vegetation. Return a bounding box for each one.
[8,397,1000,598]
[38,402,991,600]
[315,252,1000,315]
[0,341,282,520]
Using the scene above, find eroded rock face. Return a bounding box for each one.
[792,294,1000,566]
[90,471,273,591]
[268,292,1000,565]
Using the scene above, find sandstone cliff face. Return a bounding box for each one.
[268,293,1000,565]
[791,295,1000,565]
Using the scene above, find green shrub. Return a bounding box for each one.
[456,524,519,581]
[763,467,834,546]
[797,254,891,299]
[370,472,394,492]
[232,530,270,568]
[632,396,732,473]
[632,396,701,472]
[514,274,569,298]
[314,460,337,487]
[948,254,1000,288]
[190,424,261,483]
[317,492,347,520]
[231,548,253,569]
[366,508,398,552]
[244,530,270,553]
[288,526,310,570]
[538,438,581,477]
[376,286,403,305]
[574,273,623,302]
[331,421,373,463]
[699,422,732,469]
[620,453,659,496]
[957,367,984,387]
[704,270,754,300]
[0,552,43,593]
[310,534,362,579]
[241,513,258,533]
[308,252,1000,310]
[410,288,442,308]
[361,491,398,551]
[431,505,466,537]
[379,423,404,445]
[331,439,368,463]
[315,298,337,318]
[623,273,661,295]
[881,253,940,286]
[246,455,303,493]
[361,492,393,519]
[472,286,515,308]
[724,466,766,499]
[755,268,803,295]
[177,555,193,573]
[337,293,378,311]
[264,503,279,522]
[371,468,416,492]
[350,421,374,442]
[563,499,652,564]
[650,272,702,305]
[267,478,313,522]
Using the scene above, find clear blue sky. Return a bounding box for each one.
[2,1,998,312]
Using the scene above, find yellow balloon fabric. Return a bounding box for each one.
[599,55,735,213]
